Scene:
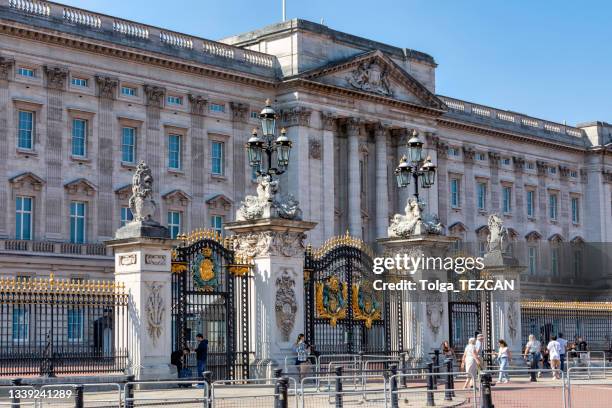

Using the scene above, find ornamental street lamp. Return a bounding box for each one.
[245,99,292,178]
[394,129,436,200]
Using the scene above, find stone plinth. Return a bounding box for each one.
[378,234,458,360]
[106,236,176,380]
[225,218,316,367]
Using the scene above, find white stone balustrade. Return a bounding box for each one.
[8,0,49,16]
[113,19,150,39]
[63,7,101,28]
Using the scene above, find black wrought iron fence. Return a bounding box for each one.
[0,274,129,376]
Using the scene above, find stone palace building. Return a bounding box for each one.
[0,0,611,295]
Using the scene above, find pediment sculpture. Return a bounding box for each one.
[388,198,443,238]
[346,60,392,97]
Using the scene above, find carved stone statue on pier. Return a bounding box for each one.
[484,214,517,266]
[237,175,302,221]
[388,198,444,238]
[115,161,170,239]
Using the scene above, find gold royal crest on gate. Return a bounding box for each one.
[352,281,382,329]
[192,247,218,291]
[315,276,348,327]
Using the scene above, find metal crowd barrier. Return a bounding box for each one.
[124,379,210,407]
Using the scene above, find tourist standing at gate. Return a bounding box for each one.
[494,339,512,383]
[523,334,541,376]
[294,333,311,381]
[195,333,209,385]
[547,335,562,379]
[557,333,568,372]
[460,337,480,389]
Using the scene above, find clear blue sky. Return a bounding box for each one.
[61,0,611,125]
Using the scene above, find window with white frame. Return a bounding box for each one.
[528,246,537,275]
[122,127,136,163]
[549,166,557,175]
[211,141,225,175]
[18,110,34,150]
[167,95,183,106]
[448,147,460,157]
[15,196,33,240]
[502,186,512,213]
[121,86,137,96]
[168,134,182,170]
[250,111,259,119]
[502,157,511,166]
[70,201,86,244]
[209,103,225,113]
[210,215,223,235]
[12,307,29,342]
[526,190,535,218]
[17,67,34,77]
[527,162,535,170]
[478,241,487,257]
[477,182,487,210]
[549,193,558,220]
[571,197,580,223]
[476,152,486,161]
[167,211,181,239]
[71,119,87,157]
[450,178,461,208]
[71,77,88,87]
[120,206,133,227]
[67,307,84,341]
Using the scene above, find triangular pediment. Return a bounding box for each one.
[206,194,233,211]
[9,172,45,189]
[297,50,446,110]
[163,189,192,204]
[64,178,96,195]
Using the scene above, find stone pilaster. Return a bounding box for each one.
[189,94,208,228]
[536,160,549,238]
[462,145,476,230]
[559,165,571,238]
[488,151,501,214]
[435,138,449,226]
[143,85,165,199]
[96,76,118,239]
[0,57,13,237]
[513,157,526,226]
[375,122,389,240]
[347,118,362,237]
[44,66,68,239]
[321,112,336,243]
[225,218,316,365]
[230,102,249,207]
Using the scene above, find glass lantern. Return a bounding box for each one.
[246,129,264,166]
[394,155,412,188]
[259,99,277,137]
[275,128,292,168]
[420,157,436,188]
[407,130,424,163]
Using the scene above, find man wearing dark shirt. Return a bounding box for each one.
[195,333,209,380]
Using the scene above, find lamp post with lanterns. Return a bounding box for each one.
[394,129,437,200]
[245,100,292,180]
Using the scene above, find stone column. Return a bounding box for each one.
[0,57,13,237]
[536,161,549,238]
[488,152,502,213]
[559,165,571,238]
[44,66,68,240]
[321,113,336,242]
[189,94,208,228]
[143,85,166,199]
[375,123,389,241]
[230,102,249,204]
[225,218,316,365]
[513,157,526,226]
[462,146,476,229]
[347,118,362,237]
[96,76,118,239]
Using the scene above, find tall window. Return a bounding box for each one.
[122,127,136,163]
[12,307,29,342]
[528,246,537,275]
[70,202,86,243]
[67,308,84,341]
[571,197,580,223]
[15,196,33,240]
[450,178,460,208]
[573,249,582,278]
[478,241,487,257]
[211,141,224,175]
[167,211,181,239]
[168,134,182,170]
[502,186,512,213]
[551,247,559,276]
[477,182,487,210]
[549,193,558,220]
[18,110,34,149]
[71,119,87,157]
[210,215,223,235]
[120,207,133,227]
[526,190,535,218]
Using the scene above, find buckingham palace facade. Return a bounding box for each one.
[0,0,611,295]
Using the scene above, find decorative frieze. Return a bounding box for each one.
[145,254,167,265]
[230,102,249,122]
[346,60,392,96]
[280,107,312,127]
[95,75,118,99]
[119,253,137,266]
[143,84,166,107]
[44,66,68,90]
[233,230,307,258]
[0,57,14,81]
[188,94,207,115]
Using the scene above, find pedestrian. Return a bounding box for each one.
[547,335,562,379]
[195,333,209,387]
[294,333,311,381]
[557,333,568,372]
[461,337,480,389]
[440,340,456,362]
[523,334,541,377]
[576,336,588,351]
[494,339,512,383]
[171,348,191,387]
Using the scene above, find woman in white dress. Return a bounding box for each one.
[461,337,481,389]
